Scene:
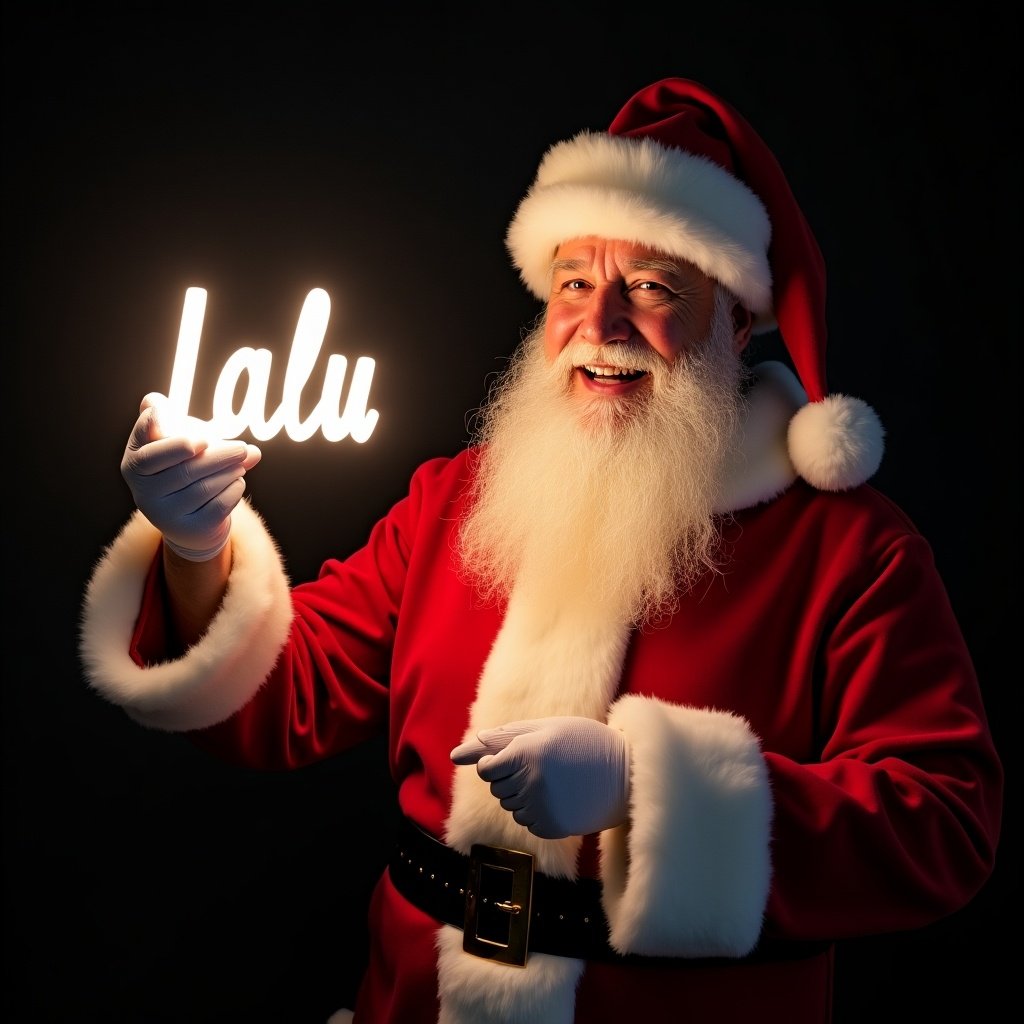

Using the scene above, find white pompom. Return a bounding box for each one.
[788,394,885,491]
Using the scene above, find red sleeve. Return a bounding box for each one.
[186,458,451,771]
[128,547,172,667]
[764,531,1003,939]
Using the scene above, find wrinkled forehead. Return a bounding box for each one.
[548,236,716,288]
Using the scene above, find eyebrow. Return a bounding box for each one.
[549,258,588,276]
[549,256,687,279]
[627,257,687,277]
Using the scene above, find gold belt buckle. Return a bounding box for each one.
[463,842,534,967]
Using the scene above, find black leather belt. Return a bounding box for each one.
[390,816,611,965]
[388,816,831,968]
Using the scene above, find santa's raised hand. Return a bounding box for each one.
[121,392,262,561]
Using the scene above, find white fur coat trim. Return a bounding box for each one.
[715,360,804,514]
[435,925,584,1024]
[602,695,772,956]
[79,499,292,731]
[440,575,630,1022]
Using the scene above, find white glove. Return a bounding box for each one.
[120,392,262,561]
[450,716,631,840]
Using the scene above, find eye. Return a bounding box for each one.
[626,279,676,301]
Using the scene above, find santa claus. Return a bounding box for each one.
[80,78,1002,1023]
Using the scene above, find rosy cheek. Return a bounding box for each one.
[654,342,682,364]
[647,327,689,364]
[542,317,571,362]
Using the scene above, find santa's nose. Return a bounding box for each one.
[579,286,632,345]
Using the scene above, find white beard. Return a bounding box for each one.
[457,288,749,627]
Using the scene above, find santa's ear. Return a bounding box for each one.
[731,301,755,354]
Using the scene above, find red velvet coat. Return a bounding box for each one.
[80,367,1003,1023]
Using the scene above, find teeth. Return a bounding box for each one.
[583,365,643,377]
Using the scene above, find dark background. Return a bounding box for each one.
[3,3,1019,1021]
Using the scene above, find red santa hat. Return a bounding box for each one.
[506,77,884,492]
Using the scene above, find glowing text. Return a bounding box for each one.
[167,287,379,442]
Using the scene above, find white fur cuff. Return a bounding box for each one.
[79,499,293,732]
[601,695,773,957]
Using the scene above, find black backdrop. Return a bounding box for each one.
[3,4,1019,1022]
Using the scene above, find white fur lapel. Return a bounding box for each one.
[444,576,631,874]
[439,578,631,1022]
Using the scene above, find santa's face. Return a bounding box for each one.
[543,237,747,407]
[460,248,755,623]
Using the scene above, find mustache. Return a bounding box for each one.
[554,341,666,375]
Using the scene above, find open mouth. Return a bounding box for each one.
[580,365,649,383]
